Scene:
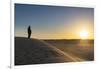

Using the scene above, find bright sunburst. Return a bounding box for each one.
[80,30,89,39]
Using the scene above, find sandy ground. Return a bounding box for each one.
[15,37,68,65]
[45,39,94,61]
[15,37,94,65]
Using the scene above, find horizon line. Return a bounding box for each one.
[15,36,94,40]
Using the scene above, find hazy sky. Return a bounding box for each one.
[15,4,94,39]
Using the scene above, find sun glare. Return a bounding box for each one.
[80,30,89,39]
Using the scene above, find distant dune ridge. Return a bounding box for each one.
[15,37,94,65]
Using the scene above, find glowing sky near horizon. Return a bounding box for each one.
[15,4,94,39]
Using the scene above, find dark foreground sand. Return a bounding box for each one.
[15,37,94,65]
[15,37,68,65]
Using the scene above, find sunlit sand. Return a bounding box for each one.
[15,37,94,65]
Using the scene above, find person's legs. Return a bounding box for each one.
[29,34,30,38]
[28,33,31,39]
[29,33,31,38]
[28,32,30,39]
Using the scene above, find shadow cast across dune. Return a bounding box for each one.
[15,37,70,65]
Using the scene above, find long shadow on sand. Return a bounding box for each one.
[15,37,68,65]
[15,37,94,65]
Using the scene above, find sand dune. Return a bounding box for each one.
[15,37,68,65]
[45,40,94,61]
[15,37,92,65]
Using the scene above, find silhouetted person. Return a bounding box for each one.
[27,26,32,39]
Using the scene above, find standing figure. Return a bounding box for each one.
[27,25,32,39]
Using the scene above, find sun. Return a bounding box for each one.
[80,30,89,39]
